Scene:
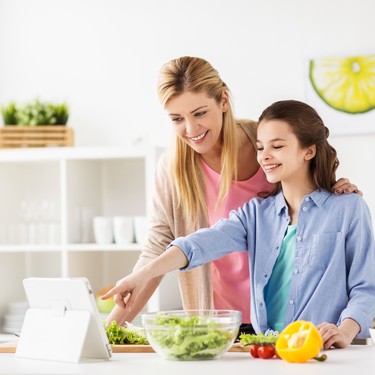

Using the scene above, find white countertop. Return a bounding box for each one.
[0,345,374,375]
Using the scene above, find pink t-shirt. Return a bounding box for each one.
[202,160,272,323]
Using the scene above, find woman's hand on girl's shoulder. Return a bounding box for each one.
[332,178,362,196]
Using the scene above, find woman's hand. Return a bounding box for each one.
[105,276,162,326]
[102,269,151,317]
[317,319,360,349]
[332,178,362,196]
[102,245,188,325]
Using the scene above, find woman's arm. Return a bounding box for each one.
[102,246,188,311]
[104,277,162,325]
[106,154,176,325]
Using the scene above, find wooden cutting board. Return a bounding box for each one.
[0,341,250,354]
[0,341,17,353]
[112,342,250,353]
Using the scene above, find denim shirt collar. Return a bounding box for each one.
[274,189,332,215]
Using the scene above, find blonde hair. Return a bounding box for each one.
[157,56,238,226]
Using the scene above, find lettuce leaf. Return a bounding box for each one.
[105,321,149,345]
[239,330,279,346]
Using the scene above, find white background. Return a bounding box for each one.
[0,0,375,216]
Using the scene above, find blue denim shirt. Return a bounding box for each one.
[171,189,375,338]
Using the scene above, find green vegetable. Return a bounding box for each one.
[147,313,235,360]
[104,320,149,345]
[239,331,279,346]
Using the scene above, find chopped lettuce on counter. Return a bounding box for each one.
[147,314,234,360]
[105,321,149,345]
[239,330,279,346]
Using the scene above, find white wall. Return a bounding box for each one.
[1,0,375,214]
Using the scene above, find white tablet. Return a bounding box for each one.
[16,277,112,363]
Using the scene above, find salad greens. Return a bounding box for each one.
[105,321,149,345]
[146,313,235,360]
[239,330,279,346]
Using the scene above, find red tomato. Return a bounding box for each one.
[250,345,260,358]
[258,345,275,359]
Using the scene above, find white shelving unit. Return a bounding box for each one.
[0,146,181,330]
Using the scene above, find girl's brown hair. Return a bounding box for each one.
[157,56,239,225]
[258,100,339,196]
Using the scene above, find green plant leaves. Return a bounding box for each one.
[0,99,69,126]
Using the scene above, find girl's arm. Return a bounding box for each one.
[317,319,360,349]
[105,198,254,317]
[333,197,375,342]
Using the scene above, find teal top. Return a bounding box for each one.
[264,224,297,332]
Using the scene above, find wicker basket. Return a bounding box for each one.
[0,126,74,148]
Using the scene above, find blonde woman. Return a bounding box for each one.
[107,57,359,333]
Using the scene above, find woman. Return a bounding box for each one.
[104,100,375,349]
[107,57,359,331]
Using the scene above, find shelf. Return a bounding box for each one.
[0,244,143,253]
[66,243,142,252]
[0,245,62,253]
[0,146,148,163]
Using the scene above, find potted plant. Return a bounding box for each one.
[0,99,73,148]
[1,99,69,126]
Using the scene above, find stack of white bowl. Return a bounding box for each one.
[1,302,29,334]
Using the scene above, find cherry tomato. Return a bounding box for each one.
[250,345,260,358]
[258,345,275,359]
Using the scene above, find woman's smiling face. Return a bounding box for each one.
[165,91,228,156]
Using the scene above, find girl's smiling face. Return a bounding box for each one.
[256,119,314,185]
[165,91,228,157]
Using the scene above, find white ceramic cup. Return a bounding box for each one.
[134,216,149,245]
[113,216,134,244]
[93,216,113,244]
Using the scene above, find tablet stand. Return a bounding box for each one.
[16,303,104,362]
[15,277,112,363]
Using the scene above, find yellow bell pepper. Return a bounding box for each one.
[275,320,324,363]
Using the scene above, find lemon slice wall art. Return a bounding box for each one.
[307,54,375,135]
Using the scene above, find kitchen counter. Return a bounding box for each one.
[0,345,374,375]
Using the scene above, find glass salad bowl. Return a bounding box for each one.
[141,309,241,360]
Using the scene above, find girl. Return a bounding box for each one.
[104,100,375,349]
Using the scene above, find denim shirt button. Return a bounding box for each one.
[302,206,308,212]
[289,300,294,305]
[297,236,302,242]
[304,197,310,202]
[294,268,299,274]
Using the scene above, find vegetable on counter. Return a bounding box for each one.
[275,321,327,363]
[104,321,149,345]
[239,330,279,359]
[147,314,235,360]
